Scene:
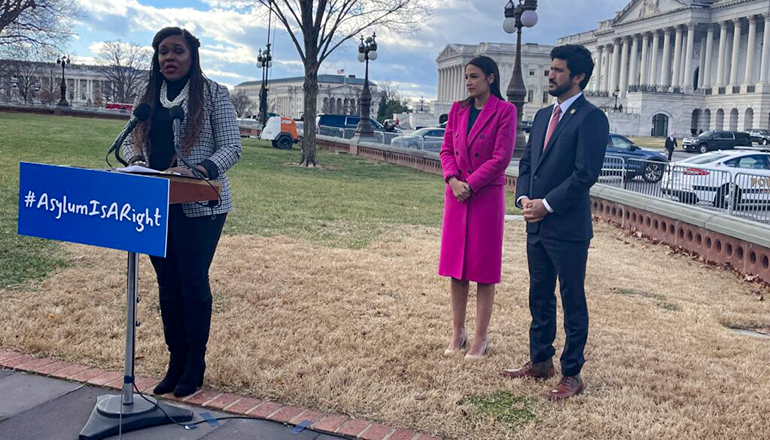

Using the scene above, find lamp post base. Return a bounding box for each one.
[512,131,526,160]
[78,394,193,440]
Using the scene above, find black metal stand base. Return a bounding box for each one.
[78,394,193,440]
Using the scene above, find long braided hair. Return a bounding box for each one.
[133,27,207,156]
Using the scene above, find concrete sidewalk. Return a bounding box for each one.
[0,367,346,440]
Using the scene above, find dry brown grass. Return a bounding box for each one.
[2,221,770,440]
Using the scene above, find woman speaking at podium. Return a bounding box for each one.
[121,27,241,397]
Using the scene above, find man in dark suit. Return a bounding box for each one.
[501,45,609,400]
[665,132,677,161]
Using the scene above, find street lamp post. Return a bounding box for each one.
[256,46,273,127]
[352,33,378,143]
[612,89,619,111]
[56,55,71,107]
[503,0,538,159]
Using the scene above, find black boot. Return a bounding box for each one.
[153,299,187,395]
[174,298,211,397]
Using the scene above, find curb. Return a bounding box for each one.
[0,349,445,440]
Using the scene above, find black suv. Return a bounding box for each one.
[748,129,770,145]
[316,114,386,131]
[682,131,752,153]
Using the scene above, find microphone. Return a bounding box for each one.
[107,103,151,166]
[168,105,184,153]
[168,105,204,179]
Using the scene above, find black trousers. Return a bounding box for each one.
[526,234,590,377]
[666,148,674,161]
[150,205,226,357]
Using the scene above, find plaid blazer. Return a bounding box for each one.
[122,79,242,217]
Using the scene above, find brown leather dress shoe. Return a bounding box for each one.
[547,375,585,400]
[500,358,555,380]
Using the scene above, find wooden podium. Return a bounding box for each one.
[78,173,221,440]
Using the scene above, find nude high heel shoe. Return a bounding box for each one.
[464,339,489,361]
[444,332,467,356]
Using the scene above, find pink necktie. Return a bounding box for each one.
[543,105,562,151]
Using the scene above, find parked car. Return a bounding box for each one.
[682,131,752,153]
[661,151,770,207]
[748,129,770,145]
[603,133,669,182]
[390,127,446,151]
[521,120,533,134]
[316,114,385,131]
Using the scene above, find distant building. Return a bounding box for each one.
[558,0,770,137]
[435,42,556,122]
[234,74,380,119]
[0,59,145,106]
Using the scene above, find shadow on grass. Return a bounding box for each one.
[459,391,538,426]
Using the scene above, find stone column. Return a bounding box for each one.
[761,14,770,83]
[442,68,447,101]
[610,38,621,93]
[716,21,728,87]
[452,66,460,101]
[441,67,450,101]
[451,66,456,101]
[629,35,639,88]
[640,33,650,85]
[458,65,463,100]
[729,18,742,86]
[744,16,757,85]
[595,45,604,92]
[683,23,696,88]
[672,25,684,87]
[619,37,630,97]
[703,24,715,88]
[442,68,447,100]
[660,27,672,87]
[650,30,660,86]
[602,46,612,92]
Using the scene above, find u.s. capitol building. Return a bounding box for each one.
[561,0,769,137]
[436,0,770,138]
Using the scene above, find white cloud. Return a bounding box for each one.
[203,69,247,79]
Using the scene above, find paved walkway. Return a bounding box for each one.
[0,367,346,440]
[0,350,442,440]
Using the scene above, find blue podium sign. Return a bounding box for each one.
[18,162,169,257]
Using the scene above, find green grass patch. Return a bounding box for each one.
[460,391,537,426]
[611,288,680,312]
[0,112,520,287]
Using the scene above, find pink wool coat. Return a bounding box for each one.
[438,95,517,284]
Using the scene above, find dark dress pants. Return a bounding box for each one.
[149,205,227,362]
[526,233,590,377]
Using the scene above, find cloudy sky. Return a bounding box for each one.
[69,0,631,99]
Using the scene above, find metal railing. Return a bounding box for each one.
[313,124,421,147]
[600,155,770,224]
[730,173,770,222]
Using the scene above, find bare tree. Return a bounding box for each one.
[0,0,79,51]
[97,41,151,104]
[230,89,253,117]
[0,43,56,103]
[36,64,58,104]
[244,0,432,166]
[7,59,40,103]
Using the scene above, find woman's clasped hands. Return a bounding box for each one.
[448,177,472,202]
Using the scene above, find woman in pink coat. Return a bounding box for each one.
[439,55,517,360]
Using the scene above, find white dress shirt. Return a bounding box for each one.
[518,92,583,213]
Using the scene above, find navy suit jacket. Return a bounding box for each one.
[515,94,609,241]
